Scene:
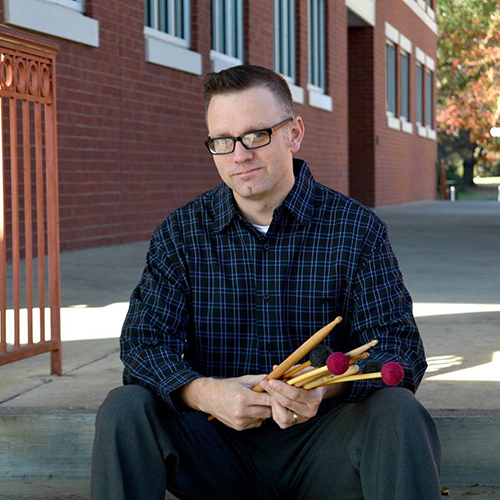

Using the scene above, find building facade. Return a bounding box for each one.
[1,0,438,252]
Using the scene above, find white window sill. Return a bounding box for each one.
[144,28,202,75]
[427,127,437,140]
[417,123,427,137]
[427,6,436,21]
[387,114,401,130]
[210,50,242,72]
[4,0,99,47]
[401,120,413,134]
[307,87,332,112]
[282,76,304,105]
[417,0,426,10]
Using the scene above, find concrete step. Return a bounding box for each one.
[0,478,498,500]
[1,409,499,486]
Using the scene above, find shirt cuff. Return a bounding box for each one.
[157,368,205,414]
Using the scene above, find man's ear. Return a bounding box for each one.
[289,117,305,154]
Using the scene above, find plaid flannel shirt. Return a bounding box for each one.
[120,159,427,414]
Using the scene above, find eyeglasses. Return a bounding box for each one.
[205,117,293,155]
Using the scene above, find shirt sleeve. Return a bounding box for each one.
[120,222,203,413]
[342,229,427,403]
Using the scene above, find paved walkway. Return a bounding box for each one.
[1,200,499,497]
[2,199,499,413]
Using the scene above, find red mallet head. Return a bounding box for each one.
[381,362,404,386]
[326,352,350,375]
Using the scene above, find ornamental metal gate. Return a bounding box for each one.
[0,25,61,375]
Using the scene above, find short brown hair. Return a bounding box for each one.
[203,65,294,119]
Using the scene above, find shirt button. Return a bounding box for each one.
[266,342,275,351]
[263,243,270,251]
[263,293,270,301]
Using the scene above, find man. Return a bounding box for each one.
[91,65,441,499]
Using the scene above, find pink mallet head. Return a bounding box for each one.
[381,362,404,386]
[326,352,350,375]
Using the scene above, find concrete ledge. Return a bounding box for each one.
[1,411,499,485]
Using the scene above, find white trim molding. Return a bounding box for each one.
[425,55,435,71]
[210,50,243,72]
[385,22,399,45]
[416,47,426,65]
[307,84,332,112]
[145,27,202,75]
[417,123,427,137]
[427,127,437,140]
[283,76,304,105]
[401,119,413,134]
[346,0,375,27]
[399,33,412,54]
[427,6,436,21]
[400,0,438,34]
[387,113,401,131]
[4,0,99,47]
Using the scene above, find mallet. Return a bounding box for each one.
[207,316,343,420]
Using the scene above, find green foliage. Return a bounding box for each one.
[437,0,500,185]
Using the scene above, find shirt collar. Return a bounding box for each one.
[212,158,316,234]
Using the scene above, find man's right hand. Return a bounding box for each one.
[179,375,273,431]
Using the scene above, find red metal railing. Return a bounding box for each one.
[0,26,61,375]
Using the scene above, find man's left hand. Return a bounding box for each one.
[259,379,325,429]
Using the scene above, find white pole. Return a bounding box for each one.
[497,186,500,203]
[450,186,456,202]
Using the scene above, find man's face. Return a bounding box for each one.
[206,86,302,205]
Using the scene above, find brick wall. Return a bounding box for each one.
[0,0,436,254]
[373,0,437,206]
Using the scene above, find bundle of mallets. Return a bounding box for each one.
[208,316,403,420]
[253,316,404,393]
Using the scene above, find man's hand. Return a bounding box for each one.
[259,378,349,429]
[179,375,273,431]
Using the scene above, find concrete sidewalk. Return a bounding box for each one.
[1,200,500,497]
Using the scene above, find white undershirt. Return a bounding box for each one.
[252,223,270,234]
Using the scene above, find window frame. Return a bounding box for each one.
[274,0,295,81]
[3,0,99,47]
[307,0,331,111]
[399,49,410,121]
[145,0,190,46]
[425,68,433,129]
[386,40,397,116]
[44,0,84,11]
[211,0,244,71]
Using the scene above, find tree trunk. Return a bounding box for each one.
[463,158,476,186]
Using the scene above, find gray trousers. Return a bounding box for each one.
[91,385,441,500]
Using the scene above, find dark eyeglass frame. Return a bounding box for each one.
[204,117,294,155]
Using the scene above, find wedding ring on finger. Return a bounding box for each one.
[292,412,299,425]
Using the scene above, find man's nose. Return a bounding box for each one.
[233,140,253,162]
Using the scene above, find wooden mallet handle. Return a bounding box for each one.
[252,316,343,392]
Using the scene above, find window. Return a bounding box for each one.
[144,0,202,75]
[425,69,433,128]
[308,0,325,90]
[274,0,295,80]
[386,42,396,115]
[400,51,409,120]
[145,0,190,45]
[4,0,99,47]
[211,0,244,63]
[416,62,424,125]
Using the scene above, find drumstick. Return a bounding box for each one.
[207,316,343,420]
[282,345,333,379]
[303,364,360,390]
[317,362,404,387]
[287,341,377,387]
[252,316,343,392]
[345,339,378,358]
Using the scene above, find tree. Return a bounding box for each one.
[436,0,500,185]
